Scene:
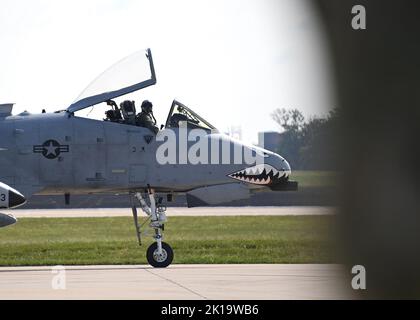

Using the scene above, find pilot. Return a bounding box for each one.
[136,100,159,134]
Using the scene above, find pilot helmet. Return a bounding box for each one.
[141,100,153,113]
[120,100,136,116]
[120,100,136,124]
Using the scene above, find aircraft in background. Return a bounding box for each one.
[0,182,24,228]
[0,49,297,267]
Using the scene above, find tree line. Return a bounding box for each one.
[270,108,339,170]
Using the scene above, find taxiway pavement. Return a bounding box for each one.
[0,264,353,300]
[10,206,335,218]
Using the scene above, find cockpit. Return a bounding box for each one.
[165,100,216,131]
[104,100,136,125]
[102,98,217,132]
[65,48,218,133]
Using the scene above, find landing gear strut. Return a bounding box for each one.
[131,189,173,268]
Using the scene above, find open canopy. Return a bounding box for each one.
[67,48,156,114]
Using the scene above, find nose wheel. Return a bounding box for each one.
[131,190,174,268]
[147,242,174,268]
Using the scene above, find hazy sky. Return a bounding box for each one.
[0,0,335,144]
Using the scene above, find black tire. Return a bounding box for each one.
[146,242,174,268]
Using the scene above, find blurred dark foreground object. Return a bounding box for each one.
[316,0,420,298]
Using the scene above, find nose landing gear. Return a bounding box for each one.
[131,189,173,268]
[147,241,174,268]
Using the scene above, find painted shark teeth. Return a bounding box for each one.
[227,164,289,185]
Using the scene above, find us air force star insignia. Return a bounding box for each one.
[144,135,154,144]
[33,140,70,160]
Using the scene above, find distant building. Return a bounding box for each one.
[258,131,282,153]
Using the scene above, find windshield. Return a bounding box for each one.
[67,48,156,113]
[166,100,217,131]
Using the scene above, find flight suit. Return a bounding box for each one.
[136,112,159,134]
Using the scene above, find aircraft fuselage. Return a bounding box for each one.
[0,111,292,201]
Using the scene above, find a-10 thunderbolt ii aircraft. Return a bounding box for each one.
[0,49,297,267]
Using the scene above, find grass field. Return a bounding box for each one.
[0,216,337,266]
[290,171,337,188]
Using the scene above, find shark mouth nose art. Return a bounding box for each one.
[227,164,290,185]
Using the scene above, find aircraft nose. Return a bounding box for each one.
[8,189,26,208]
[282,158,291,175]
[271,153,291,177]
